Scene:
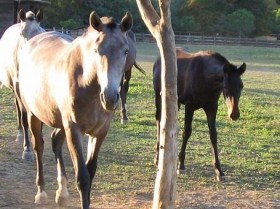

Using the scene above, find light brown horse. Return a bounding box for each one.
[0,9,44,160]
[17,11,132,209]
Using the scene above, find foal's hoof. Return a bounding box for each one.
[55,188,69,206]
[22,150,33,161]
[35,191,48,205]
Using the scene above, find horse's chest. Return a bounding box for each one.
[71,93,113,133]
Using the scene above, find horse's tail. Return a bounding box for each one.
[133,61,146,75]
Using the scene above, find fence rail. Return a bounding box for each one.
[135,33,280,48]
[49,28,280,48]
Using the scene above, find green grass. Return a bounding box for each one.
[0,43,279,206]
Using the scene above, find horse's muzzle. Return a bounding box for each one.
[229,111,240,121]
[100,90,120,111]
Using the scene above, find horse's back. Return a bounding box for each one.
[153,48,226,105]
[19,31,74,127]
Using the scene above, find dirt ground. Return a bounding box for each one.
[0,133,279,209]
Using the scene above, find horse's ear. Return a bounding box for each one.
[89,11,103,31]
[18,9,26,22]
[120,12,133,32]
[35,9,43,22]
[239,62,246,75]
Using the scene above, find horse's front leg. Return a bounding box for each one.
[28,114,48,204]
[204,104,225,181]
[178,106,194,173]
[64,123,90,209]
[51,128,69,206]
[86,135,105,204]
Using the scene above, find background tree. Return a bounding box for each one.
[225,9,255,37]
[136,0,179,208]
[42,1,280,38]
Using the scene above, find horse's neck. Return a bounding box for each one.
[68,38,98,87]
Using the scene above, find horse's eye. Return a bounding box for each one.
[124,49,129,55]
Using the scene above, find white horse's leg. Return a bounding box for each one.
[51,129,69,206]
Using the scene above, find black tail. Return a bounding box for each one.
[133,62,146,75]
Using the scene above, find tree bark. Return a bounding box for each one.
[136,1,179,208]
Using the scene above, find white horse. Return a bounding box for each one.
[0,9,44,160]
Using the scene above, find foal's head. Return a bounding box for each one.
[85,11,132,111]
[18,9,44,42]
[223,62,246,120]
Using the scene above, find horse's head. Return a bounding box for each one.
[18,9,44,42]
[85,11,132,111]
[223,62,246,121]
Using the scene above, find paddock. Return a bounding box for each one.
[0,43,279,208]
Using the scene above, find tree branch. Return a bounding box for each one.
[136,0,160,35]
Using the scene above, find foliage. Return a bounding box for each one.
[41,0,280,36]
[225,9,255,37]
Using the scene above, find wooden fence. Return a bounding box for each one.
[50,28,280,48]
[135,33,280,48]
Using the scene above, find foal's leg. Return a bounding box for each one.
[204,104,225,181]
[28,114,48,204]
[120,68,132,124]
[64,124,90,209]
[51,128,69,206]
[178,105,194,173]
[154,91,161,167]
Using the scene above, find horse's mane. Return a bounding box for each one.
[204,51,229,64]
[86,16,117,33]
[100,17,117,29]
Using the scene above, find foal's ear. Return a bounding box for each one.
[18,9,26,22]
[239,62,246,75]
[120,12,133,32]
[35,9,43,23]
[89,11,103,32]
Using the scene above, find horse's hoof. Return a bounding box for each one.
[22,150,33,161]
[35,191,48,204]
[216,175,226,182]
[177,168,187,175]
[16,133,24,142]
[121,118,128,124]
[55,188,69,206]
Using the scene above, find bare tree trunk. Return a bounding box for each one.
[136,1,179,208]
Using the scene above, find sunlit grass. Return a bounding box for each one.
[0,43,279,205]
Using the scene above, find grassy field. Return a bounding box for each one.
[0,43,279,208]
